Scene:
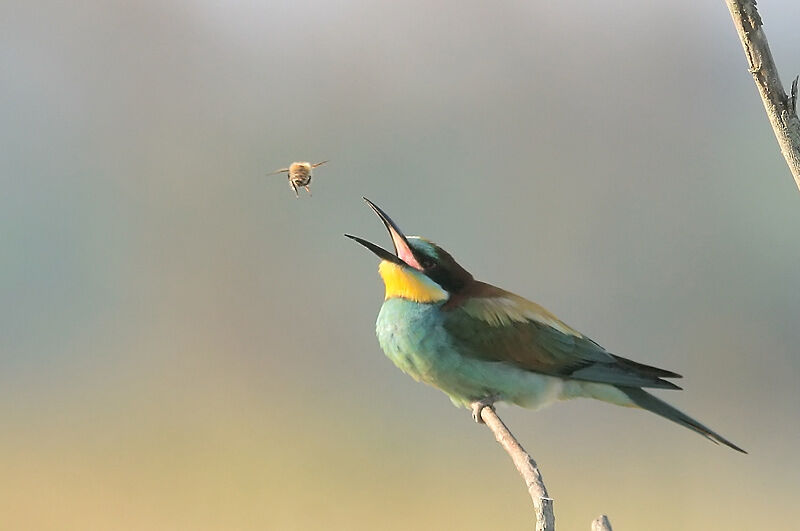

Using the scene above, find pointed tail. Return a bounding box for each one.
[619,387,746,453]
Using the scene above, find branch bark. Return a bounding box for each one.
[475,404,614,530]
[477,404,555,531]
[591,514,613,531]
[725,0,800,191]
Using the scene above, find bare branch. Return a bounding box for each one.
[725,0,800,191]
[476,404,555,531]
[592,514,613,531]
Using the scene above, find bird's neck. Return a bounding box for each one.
[378,261,448,303]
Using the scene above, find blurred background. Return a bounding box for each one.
[2,1,799,529]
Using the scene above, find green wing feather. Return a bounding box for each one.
[442,283,682,390]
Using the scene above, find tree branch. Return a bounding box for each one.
[591,514,613,531]
[477,404,555,531]
[474,404,614,530]
[725,0,800,191]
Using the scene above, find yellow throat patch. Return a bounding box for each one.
[378,261,448,303]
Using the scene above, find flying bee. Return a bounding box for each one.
[267,160,328,198]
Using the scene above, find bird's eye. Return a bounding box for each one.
[420,257,435,269]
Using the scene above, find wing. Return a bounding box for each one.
[267,168,290,175]
[442,282,682,389]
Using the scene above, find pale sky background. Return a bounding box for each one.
[1,1,799,529]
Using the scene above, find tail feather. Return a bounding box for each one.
[619,387,746,454]
[611,354,683,380]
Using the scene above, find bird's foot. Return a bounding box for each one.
[470,397,496,424]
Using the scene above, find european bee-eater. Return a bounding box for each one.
[346,198,745,453]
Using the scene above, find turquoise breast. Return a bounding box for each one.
[375,297,566,409]
[376,297,493,406]
[376,298,451,384]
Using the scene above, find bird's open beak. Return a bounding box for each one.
[345,197,423,270]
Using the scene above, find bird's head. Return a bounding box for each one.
[346,198,473,303]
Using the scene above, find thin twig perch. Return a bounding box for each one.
[725,0,800,191]
[591,514,613,531]
[474,404,613,530]
[476,404,555,531]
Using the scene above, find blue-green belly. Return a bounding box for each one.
[376,298,572,409]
